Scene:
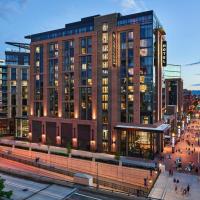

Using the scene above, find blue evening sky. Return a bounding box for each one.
[0,0,200,90]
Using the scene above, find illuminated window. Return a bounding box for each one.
[87,79,92,85]
[102,33,108,44]
[102,95,108,101]
[128,31,134,40]
[35,47,40,53]
[102,23,108,32]
[102,53,108,60]
[36,74,40,80]
[140,84,147,92]
[81,102,86,109]
[81,48,86,54]
[140,48,148,56]
[128,68,134,76]
[121,103,126,110]
[102,61,108,69]
[103,129,108,140]
[102,86,108,93]
[128,94,134,101]
[102,78,108,85]
[55,43,59,50]
[128,86,134,92]
[102,103,108,110]
[102,45,108,52]
[82,63,87,70]
[143,116,149,124]
[36,61,40,67]
[140,76,145,83]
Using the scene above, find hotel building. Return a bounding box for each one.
[26,11,170,159]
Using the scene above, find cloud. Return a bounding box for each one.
[0,0,28,21]
[120,0,147,13]
[191,83,200,87]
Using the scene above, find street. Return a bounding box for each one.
[162,119,200,174]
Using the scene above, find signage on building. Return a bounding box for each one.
[162,41,167,66]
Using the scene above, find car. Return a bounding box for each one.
[185,166,192,172]
[175,157,182,168]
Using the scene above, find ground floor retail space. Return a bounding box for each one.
[115,124,170,159]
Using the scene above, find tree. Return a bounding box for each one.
[0,177,12,199]
[66,142,72,154]
[46,137,52,154]
[114,151,120,161]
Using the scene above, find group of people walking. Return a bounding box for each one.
[174,178,190,196]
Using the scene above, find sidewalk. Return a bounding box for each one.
[149,171,200,200]
[0,138,156,169]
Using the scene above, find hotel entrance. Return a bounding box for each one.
[115,124,170,159]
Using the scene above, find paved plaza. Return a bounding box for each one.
[149,171,200,200]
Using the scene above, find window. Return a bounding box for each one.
[102,86,108,93]
[102,95,108,101]
[128,31,134,40]
[102,61,108,69]
[102,53,108,60]
[102,23,108,32]
[24,55,29,65]
[82,63,87,70]
[140,39,152,47]
[11,68,16,80]
[102,33,108,44]
[102,78,108,85]
[102,103,108,110]
[22,68,28,80]
[102,45,108,52]
[35,47,40,53]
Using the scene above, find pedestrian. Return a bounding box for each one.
[187,184,190,193]
[195,167,198,174]
[175,185,178,192]
[173,178,176,183]
[176,179,179,183]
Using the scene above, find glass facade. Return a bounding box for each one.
[140,23,154,124]
[120,31,134,123]
[34,45,43,117]
[101,23,109,152]
[80,37,92,120]
[120,130,157,159]
[0,65,7,119]
[48,43,58,117]
[63,40,74,118]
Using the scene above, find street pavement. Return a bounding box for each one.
[0,173,75,200]
[161,119,200,173]
[149,171,200,200]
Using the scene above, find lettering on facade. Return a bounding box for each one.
[162,41,167,66]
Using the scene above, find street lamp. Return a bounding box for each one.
[177,126,181,138]
[172,132,175,153]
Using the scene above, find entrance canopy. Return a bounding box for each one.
[114,123,171,133]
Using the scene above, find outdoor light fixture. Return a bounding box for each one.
[172,132,175,153]
[58,111,62,118]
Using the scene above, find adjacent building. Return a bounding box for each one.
[165,78,183,116]
[26,11,170,159]
[0,60,9,135]
[5,42,30,138]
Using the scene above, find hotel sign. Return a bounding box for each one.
[162,41,167,66]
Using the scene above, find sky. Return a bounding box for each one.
[0,0,200,90]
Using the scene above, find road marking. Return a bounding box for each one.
[74,192,103,200]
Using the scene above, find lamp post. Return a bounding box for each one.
[172,132,175,153]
